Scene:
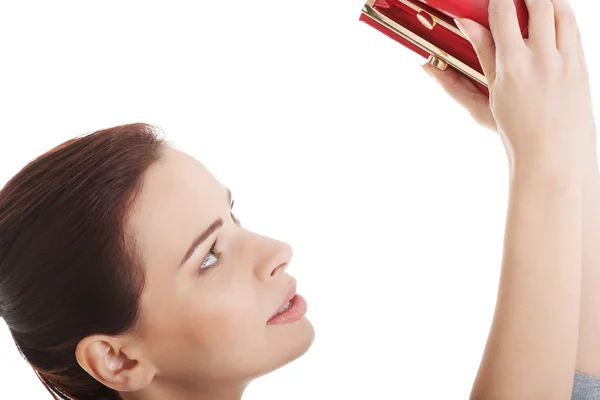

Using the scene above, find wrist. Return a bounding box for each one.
[510,157,584,192]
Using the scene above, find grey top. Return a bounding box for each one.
[573,372,600,400]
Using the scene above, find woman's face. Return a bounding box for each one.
[126,146,314,390]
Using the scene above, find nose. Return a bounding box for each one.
[249,234,293,281]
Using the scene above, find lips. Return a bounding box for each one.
[271,284,297,318]
[267,283,308,325]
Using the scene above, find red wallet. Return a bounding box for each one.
[359,0,529,95]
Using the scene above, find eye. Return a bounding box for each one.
[198,240,219,274]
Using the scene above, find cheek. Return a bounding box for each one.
[182,284,264,348]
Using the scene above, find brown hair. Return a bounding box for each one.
[0,123,164,399]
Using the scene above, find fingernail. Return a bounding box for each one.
[454,18,469,40]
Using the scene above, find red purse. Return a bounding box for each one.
[359,0,529,95]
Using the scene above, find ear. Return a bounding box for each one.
[75,334,156,392]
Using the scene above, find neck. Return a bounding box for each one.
[122,378,248,400]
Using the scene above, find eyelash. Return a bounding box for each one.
[197,209,240,275]
[198,240,220,275]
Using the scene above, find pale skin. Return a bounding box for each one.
[424,0,598,398]
[67,0,595,399]
[74,147,315,400]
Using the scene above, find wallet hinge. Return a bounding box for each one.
[361,1,488,88]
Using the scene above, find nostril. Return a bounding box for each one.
[271,262,287,276]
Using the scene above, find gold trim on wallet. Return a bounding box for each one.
[361,0,488,87]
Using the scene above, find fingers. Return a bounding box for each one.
[526,0,580,55]
[488,0,526,55]
[455,18,497,85]
[549,0,580,55]
[486,0,581,56]
[422,63,497,131]
[525,0,557,51]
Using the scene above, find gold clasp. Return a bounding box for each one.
[361,0,488,87]
[427,55,448,70]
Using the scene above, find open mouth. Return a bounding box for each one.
[267,293,308,325]
[273,299,293,316]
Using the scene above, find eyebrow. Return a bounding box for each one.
[178,188,233,268]
[179,219,223,268]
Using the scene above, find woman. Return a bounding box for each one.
[0,1,597,400]
[0,123,314,400]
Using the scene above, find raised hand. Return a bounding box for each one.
[425,0,595,176]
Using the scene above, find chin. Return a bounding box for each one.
[282,317,315,365]
[293,317,315,357]
[260,317,315,376]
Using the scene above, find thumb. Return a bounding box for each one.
[455,18,497,86]
[422,63,497,132]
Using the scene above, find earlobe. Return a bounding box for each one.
[75,335,155,392]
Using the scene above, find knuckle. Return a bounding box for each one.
[531,53,561,74]
[489,0,514,16]
[527,0,555,17]
[564,58,589,82]
[558,7,577,24]
[558,9,578,32]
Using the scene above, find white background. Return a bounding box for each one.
[0,0,598,398]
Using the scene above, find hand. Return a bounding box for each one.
[422,63,497,132]
[424,0,596,175]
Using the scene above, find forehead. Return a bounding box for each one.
[126,146,224,271]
